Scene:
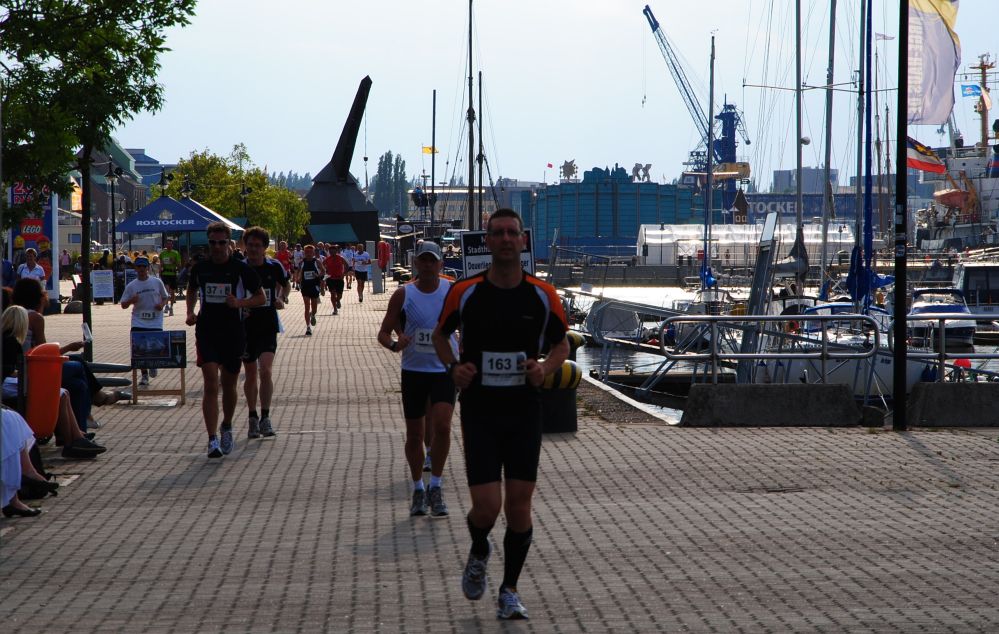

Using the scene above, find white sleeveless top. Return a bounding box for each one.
[401,279,456,373]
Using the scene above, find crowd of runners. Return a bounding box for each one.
[136,209,567,621]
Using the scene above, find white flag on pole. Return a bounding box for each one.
[908,0,961,125]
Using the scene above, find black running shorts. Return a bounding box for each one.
[242,325,277,362]
[195,328,245,374]
[160,273,177,290]
[459,392,542,486]
[326,278,345,294]
[300,285,320,299]
[354,270,368,282]
[400,369,456,419]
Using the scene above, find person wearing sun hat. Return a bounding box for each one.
[120,256,170,386]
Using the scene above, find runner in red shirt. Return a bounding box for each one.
[274,240,293,277]
[323,246,349,315]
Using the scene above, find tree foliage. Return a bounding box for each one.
[161,144,309,242]
[1,0,197,345]
[370,151,409,217]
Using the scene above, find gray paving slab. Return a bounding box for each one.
[2,280,999,632]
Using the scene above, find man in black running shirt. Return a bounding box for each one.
[241,226,289,440]
[186,221,265,459]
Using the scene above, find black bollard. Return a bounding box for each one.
[541,360,582,434]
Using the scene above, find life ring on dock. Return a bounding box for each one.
[785,320,800,334]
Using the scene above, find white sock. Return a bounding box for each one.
[429,475,442,489]
[413,479,425,492]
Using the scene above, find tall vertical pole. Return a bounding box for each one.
[893,1,909,430]
[821,0,838,286]
[478,71,484,224]
[855,0,866,269]
[795,0,803,232]
[704,35,715,292]
[431,89,437,235]
[466,0,476,231]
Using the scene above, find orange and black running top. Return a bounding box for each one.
[437,270,568,393]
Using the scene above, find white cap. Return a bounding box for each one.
[415,241,442,260]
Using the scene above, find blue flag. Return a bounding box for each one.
[962,84,983,97]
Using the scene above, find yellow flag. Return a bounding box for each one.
[422,146,438,154]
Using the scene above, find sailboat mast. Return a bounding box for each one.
[478,71,484,220]
[862,0,874,310]
[854,0,866,258]
[703,34,715,291]
[795,0,803,232]
[821,0,837,286]
[466,0,475,230]
[431,89,437,235]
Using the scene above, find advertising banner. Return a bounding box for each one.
[8,186,59,293]
[460,229,534,278]
[131,330,187,370]
[91,270,114,299]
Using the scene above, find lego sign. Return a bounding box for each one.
[8,188,59,292]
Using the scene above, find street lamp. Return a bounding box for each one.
[240,181,252,225]
[179,174,196,199]
[105,162,123,260]
[158,168,174,196]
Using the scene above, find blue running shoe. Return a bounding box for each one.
[462,546,490,600]
[496,588,528,620]
[207,438,222,459]
[220,427,235,455]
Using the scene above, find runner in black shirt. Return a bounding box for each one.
[186,221,265,459]
[296,245,324,336]
[433,208,569,620]
[241,226,289,439]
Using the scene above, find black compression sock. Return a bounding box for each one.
[501,526,534,591]
[249,410,258,419]
[467,514,494,558]
[261,409,269,419]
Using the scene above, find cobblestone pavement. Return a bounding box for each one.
[3,280,999,632]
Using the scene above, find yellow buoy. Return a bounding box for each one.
[542,360,582,390]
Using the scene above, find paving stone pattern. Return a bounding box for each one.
[2,281,999,632]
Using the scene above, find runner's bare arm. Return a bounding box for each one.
[377,288,410,350]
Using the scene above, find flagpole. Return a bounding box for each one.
[893,1,908,431]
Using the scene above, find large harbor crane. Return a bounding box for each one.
[642,4,750,211]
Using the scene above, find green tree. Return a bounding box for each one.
[162,145,308,242]
[1,0,197,351]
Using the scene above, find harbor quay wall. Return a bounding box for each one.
[679,384,863,427]
[908,383,999,426]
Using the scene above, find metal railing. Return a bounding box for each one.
[893,313,999,382]
[660,314,882,384]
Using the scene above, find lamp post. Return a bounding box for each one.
[105,162,123,276]
[240,181,252,225]
[180,174,196,199]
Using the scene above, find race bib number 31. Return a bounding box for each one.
[414,328,435,354]
[204,283,231,304]
[481,351,526,387]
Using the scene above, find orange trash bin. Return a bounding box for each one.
[26,342,67,438]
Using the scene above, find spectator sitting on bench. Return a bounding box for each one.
[11,279,125,433]
[2,306,107,459]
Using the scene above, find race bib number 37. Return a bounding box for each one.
[481,351,526,387]
[204,283,231,304]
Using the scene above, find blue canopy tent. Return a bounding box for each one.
[116,196,242,234]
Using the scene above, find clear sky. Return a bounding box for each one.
[114,0,993,192]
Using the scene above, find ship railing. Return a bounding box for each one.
[890,313,999,382]
[659,314,882,384]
